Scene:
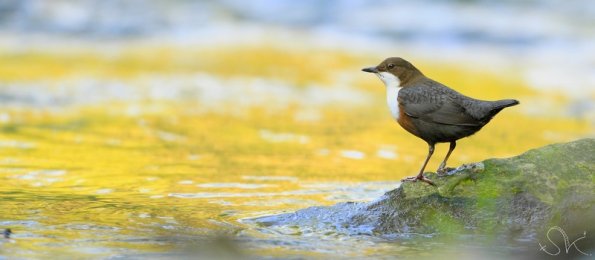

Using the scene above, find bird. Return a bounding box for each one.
[362,57,519,186]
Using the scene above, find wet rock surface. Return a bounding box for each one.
[250,138,595,244]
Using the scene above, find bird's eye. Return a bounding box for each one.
[387,64,395,69]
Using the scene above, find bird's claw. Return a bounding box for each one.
[401,175,436,186]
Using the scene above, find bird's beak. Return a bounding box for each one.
[362,67,378,73]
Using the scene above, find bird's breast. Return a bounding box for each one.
[386,86,400,120]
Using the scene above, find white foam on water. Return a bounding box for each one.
[340,150,365,160]
[241,176,298,182]
[196,183,275,189]
[259,129,310,144]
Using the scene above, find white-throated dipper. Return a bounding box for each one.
[363,57,519,186]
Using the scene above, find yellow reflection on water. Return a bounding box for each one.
[0,46,591,258]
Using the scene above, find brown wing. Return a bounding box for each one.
[398,84,482,127]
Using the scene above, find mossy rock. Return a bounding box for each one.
[369,138,594,237]
[251,138,595,247]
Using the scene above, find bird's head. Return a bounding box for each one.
[362,57,423,88]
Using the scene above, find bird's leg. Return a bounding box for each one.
[437,141,457,176]
[402,143,435,186]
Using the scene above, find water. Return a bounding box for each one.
[2,0,594,96]
[0,1,593,258]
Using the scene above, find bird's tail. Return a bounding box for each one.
[479,99,519,123]
[492,99,520,110]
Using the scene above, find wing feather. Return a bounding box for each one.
[398,84,481,127]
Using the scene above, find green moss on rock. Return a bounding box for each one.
[371,138,594,238]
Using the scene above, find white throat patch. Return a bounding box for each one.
[376,72,401,120]
[377,72,401,89]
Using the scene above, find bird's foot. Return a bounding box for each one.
[436,167,456,177]
[401,175,436,186]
